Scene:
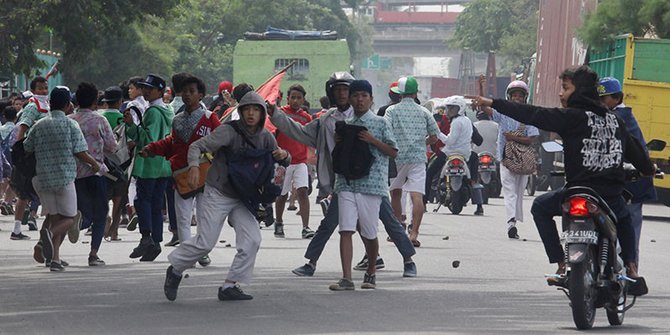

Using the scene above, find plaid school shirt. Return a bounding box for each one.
[384,98,439,165]
[491,110,539,162]
[24,110,88,192]
[69,108,117,178]
[334,110,397,197]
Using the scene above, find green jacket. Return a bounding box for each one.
[126,105,173,178]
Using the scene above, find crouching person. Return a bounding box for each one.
[164,91,290,301]
[329,80,398,291]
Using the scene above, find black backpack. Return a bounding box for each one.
[225,121,282,214]
[332,121,374,182]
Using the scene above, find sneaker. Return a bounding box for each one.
[198,255,211,267]
[262,204,275,227]
[274,223,285,238]
[319,198,330,216]
[85,228,93,236]
[287,205,297,211]
[88,256,106,266]
[126,215,138,231]
[27,219,38,231]
[50,261,65,272]
[119,215,129,228]
[140,244,162,262]
[46,259,69,267]
[329,278,355,291]
[218,285,253,301]
[164,233,180,247]
[301,227,315,239]
[7,204,14,215]
[292,263,315,277]
[39,229,53,262]
[507,226,519,239]
[10,232,30,240]
[474,206,484,216]
[354,256,385,271]
[361,273,376,289]
[403,262,417,278]
[129,236,154,258]
[68,211,82,243]
[33,242,45,263]
[164,266,183,301]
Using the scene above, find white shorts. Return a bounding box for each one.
[281,163,309,195]
[338,191,381,240]
[32,179,77,217]
[389,163,426,194]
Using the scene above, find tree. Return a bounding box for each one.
[450,0,539,72]
[0,0,179,85]
[154,0,355,92]
[579,0,670,48]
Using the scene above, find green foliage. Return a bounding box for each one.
[579,0,670,48]
[1,0,353,92]
[451,0,539,72]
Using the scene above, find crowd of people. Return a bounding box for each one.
[0,64,654,300]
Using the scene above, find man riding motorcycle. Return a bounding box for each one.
[437,96,484,215]
[468,65,654,296]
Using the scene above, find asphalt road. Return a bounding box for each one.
[1,192,669,335]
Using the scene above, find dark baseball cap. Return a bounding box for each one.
[137,74,166,90]
[101,86,123,102]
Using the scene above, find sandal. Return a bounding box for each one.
[546,263,567,287]
[627,276,648,296]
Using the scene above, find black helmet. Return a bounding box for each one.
[325,71,355,107]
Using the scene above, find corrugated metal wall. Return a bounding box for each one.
[532,0,597,107]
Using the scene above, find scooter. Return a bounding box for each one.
[477,152,500,203]
[542,139,666,330]
[433,154,471,214]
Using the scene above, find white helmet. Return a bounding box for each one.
[444,95,467,117]
[506,80,529,102]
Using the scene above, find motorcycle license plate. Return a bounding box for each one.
[448,168,462,174]
[561,230,598,244]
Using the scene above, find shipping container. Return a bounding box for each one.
[588,34,670,206]
[531,0,597,107]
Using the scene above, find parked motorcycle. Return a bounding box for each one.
[434,154,471,214]
[542,139,666,330]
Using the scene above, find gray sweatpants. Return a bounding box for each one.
[167,185,261,284]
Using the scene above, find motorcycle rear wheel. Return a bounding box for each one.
[606,282,626,326]
[447,186,465,215]
[569,247,597,330]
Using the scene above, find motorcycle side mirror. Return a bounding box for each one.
[542,141,563,153]
[646,139,666,152]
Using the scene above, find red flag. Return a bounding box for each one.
[255,70,287,133]
[45,60,59,80]
[221,63,293,133]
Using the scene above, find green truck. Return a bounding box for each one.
[588,34,670,206]
[233,39,351,109]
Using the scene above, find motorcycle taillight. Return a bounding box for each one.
[450,159,462,167]
[479,155,492,164]
[563,197,597,217]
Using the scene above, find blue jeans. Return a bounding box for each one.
[75,176,108,251]
[304,194,416,262]
[532,190,637,264]
[628,202,643,265]
[165,179,177,232]
[135,177,169,243]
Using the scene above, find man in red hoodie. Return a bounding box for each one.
[273,84,315,239]
[140,75,221,266]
